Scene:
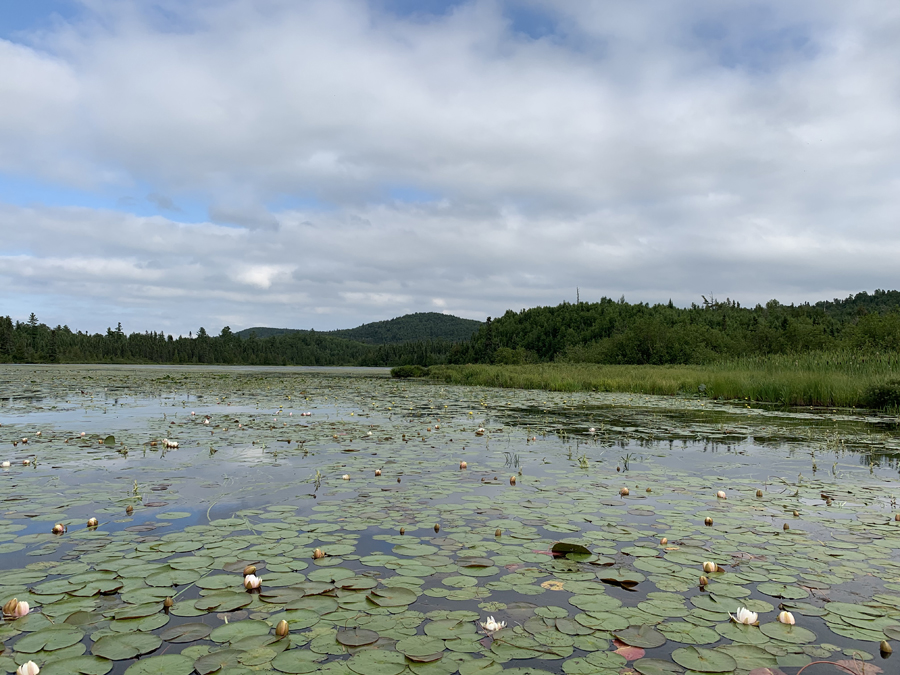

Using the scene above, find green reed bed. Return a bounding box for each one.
[426,351,900,407]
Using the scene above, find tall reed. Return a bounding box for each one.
[426,350,900,407]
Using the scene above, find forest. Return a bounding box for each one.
[447,290,900,365]
[0,315,453,367]
[3,290,900,367]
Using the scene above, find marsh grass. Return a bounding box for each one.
[427,350,900,408]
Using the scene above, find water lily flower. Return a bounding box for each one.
[14,601,30,618]
[342,474,350,480]
[17,661,39,675]
[778,611,795,625]
[730,607,758,625]
[243,574,261,590]
[480,616,506,632]
[1,461,9,468]
[716,491,727,499]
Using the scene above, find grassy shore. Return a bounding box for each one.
[425,351,900,408]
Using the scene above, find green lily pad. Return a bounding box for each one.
[336,629,380,647]
[42,656,113,675]
[271,649,324,674]
[209,619,271,643]
[758,622,817,644]
[347,649,409,675]
[123,655,194,675]
[91,633,162,660]
[670,646,737,673]
[633,659,684,675]
[614,625,666,648]
[15,626,85,653]
[160,622,213,643]
[756,583,809,600]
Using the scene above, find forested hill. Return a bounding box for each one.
[236,312,481,344]
[448,290,900,366]
[330,312,482,344]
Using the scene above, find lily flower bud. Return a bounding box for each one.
[777,611,795,625]
[276,620,289,638]
[3,598,19,616]
[164,597,174,608]
[619,487,629,496]
[87,518,99,528]
[52,523,66,535]
[702,561,717,573]
[434,523,440,533]
[243,565,257,576]
[459,461,467,469]
[312,548,325,560]
[704,517,713,526]
[375,469,381,476]
[659,538,668,546]
[716,491,726,499]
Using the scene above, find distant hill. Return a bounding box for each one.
[236,312,482,344]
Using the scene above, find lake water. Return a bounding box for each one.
[1,364,899,675]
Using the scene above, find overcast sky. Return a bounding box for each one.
[1,1,898,335]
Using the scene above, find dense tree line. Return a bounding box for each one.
[6,290,900,368]
[0,314,455,367]
[447,290,900,365]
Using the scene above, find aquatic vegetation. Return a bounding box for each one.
[0,364,898,675]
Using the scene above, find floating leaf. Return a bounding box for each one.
[42,656,113,675]
[123,655,194,675]
[336,629,379,647]
[670,646,737,673]
[160,623,212,643]
[614,625,666,649]
[91,633,162,660]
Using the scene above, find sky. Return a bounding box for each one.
[1,0,899,335]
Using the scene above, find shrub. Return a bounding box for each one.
[390,365,430,378]
[863,380,900,410]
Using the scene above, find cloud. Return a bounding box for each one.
[1,1,899,332]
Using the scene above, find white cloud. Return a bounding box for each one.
[1,0,899,332]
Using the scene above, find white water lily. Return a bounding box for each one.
[14,601,30,618]
[778,611,796,625]
[479,616,506,632]
[730,607,758,625]
[243,574,261,590]
[1,461,9,468]
[17,661,39,675]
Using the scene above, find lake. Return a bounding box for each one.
[1,364,899,675]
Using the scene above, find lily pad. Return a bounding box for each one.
[671,646,737,673]
[123,655,194,675]
[614,625,666,649]
[91,633,162,660]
